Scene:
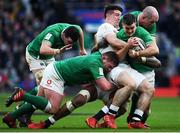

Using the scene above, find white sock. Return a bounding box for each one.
[101,105,109,113]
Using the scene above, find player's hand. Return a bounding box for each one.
[128,49,140,58]
[127,37,139,48]
[54,44,72,55]
[79,49,87,55]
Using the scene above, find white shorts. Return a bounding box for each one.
[142,70,155,87]
[109,63,146,90]
[40,63,65,95]
[26,49,55,71]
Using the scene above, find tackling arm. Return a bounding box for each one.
[95,77,113,91]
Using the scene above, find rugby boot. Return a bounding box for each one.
[85,117,97,128]
[28,121,46,129]
[2,113,17,128]
[103,114,117,129]
[5,87,25,107]
[129,121,149,129]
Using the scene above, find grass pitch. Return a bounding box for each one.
[0,92,180,132]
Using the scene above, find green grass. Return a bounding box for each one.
[0,92,180,132]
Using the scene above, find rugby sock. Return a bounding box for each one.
[43,116,56,128]
[141,112,149,123]
[108,104,119,116]
[44,119,53,128]
[27,86,38,95]
[93,106,109,121]
[22,93,48,110]
[129,92,139,115]
[10,102,35,119]
[132,109,143,122]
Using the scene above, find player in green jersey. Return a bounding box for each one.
[3,51,119,128]
[111,14,159,128]
[119,6,159,126]
[26,23,87,85]
[8,23,87,127]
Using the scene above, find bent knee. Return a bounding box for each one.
[45,102,59,114]
[72,93,88,107]
[139,79,155,95]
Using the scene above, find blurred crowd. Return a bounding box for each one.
[0,0,180,91]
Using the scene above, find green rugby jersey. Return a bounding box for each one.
[27,23,81,59]
[119,11,156,37]
[53,52,104,85]
[117,26,153,73]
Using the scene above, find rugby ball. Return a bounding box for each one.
[132,37,145,51]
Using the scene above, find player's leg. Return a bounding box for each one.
[128,70,155,128]
[28,83,98,129]
[103,67,136,129]
[85,85,115,128]
[129,79,155,129]
[16,86,39,127]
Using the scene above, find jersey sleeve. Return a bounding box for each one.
[89,63,105,80]
[146,24,156,37]
[43,32,55,46]
[138,27,153,46]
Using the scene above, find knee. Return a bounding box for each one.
[74,90,91,106]
[44,101,59,114]
[128,81,136,92]
[139,80,155,96]
[72,91,89,107]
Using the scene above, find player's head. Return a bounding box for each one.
[102,51,119,73]
[122,14,136,37]
[140,6,159,28]
[62,26,80,46]
[104,4,123,28]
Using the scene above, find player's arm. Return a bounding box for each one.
[105,33,127,50]
[116,37,138,60]
[91,34,99,53]
[77,27,87,55]
[136,56,161,68]
[40,40,72,55]
[95,77,113,91]
[129,38,159,58]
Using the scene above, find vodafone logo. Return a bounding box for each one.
[47,79,52,84]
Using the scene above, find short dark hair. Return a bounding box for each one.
[122,14,136,25]
[103,51,119,66]
[63,26,80,42]
[104,4,123,18]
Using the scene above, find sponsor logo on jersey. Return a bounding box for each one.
[45,33,52,40]
[47,79,52,84]
[99,67,104,76]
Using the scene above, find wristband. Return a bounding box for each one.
[141,57,146,63]
[53,49,60,55]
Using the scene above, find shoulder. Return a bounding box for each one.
[136,26,149,33]
[98,23,114,30]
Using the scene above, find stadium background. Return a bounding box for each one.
[0,0,180,97]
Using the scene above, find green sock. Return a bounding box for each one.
[22,93,48,110]
[11,102,35,119]
[27,86,38,95]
